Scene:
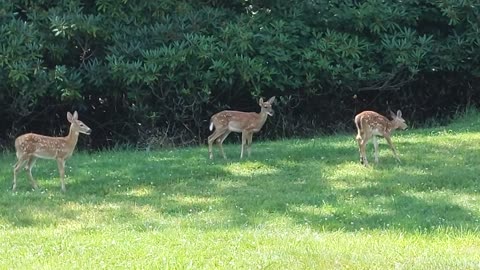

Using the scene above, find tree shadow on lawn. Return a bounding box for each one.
[1,136,479,233]
[0,142,341,229]
[294,158,479,231]
[292,136,480,232]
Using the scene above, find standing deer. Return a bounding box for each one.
[208,96,275,159]
[12,111,91,192]
[354,110,407,166]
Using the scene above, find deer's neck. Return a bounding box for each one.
[256,109,269,128]
[386,120,398,133]
[65,124,80,150]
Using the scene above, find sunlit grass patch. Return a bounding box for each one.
[1,110,480,268]
[325,162,372,180]
[214,180,248,190]
[172,194,221,206]
[288,203,337,218]
[123,186,154,197]
[224,161,278,177]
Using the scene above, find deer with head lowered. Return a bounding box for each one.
[208,96,275,159]
[13,111,91,192]
[354,110,407,166]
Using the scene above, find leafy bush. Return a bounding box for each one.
[0,0,479,149]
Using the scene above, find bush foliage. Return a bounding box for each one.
[1,0,479,149]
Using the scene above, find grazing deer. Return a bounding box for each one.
[354,110,407,166]
[12,111,91,192]
[208,96,276,159]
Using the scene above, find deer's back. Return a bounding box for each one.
[355,111,391,136]
[15,133,69,159]
[212,111,259,130]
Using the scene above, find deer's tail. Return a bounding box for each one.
[209,119,214,131]
[354,115,362,139]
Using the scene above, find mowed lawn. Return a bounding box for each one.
[1,112,480,269]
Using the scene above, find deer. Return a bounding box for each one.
[208,96,276,160]
[354,110,407,166]
[12,111,91,192]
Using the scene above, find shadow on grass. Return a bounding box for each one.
[0,132,479,233]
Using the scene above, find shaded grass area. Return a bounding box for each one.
[0,110,479,268]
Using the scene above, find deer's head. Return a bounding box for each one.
[389,110,407,130]
[259,96,276,117]
[67,111,92,135]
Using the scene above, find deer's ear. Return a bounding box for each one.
[67,112,73,122]
[389,110,396,118]
[397,110,402,118]
[259,98,264,105]
[267,96,276,104]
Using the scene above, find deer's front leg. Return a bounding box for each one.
[240,131,248,159]
[384,135,400,163]
[246,132,253,157]
[57,158,66,192]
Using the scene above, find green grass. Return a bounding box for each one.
[1,111,480,269]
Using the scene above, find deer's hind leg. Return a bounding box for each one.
[217,130,231,159]
[208,127,228,159]
[357,136,369,166]
[355,135,363,164]
[12,155,29,191]
[25,157,39,190]
[355,133,369,166]
[208,128,222,159]
[372,136,379,164]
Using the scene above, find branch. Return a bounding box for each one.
[357,67,415,92]
[74,36,95,66]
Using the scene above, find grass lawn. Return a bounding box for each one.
[1,111,479,269]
